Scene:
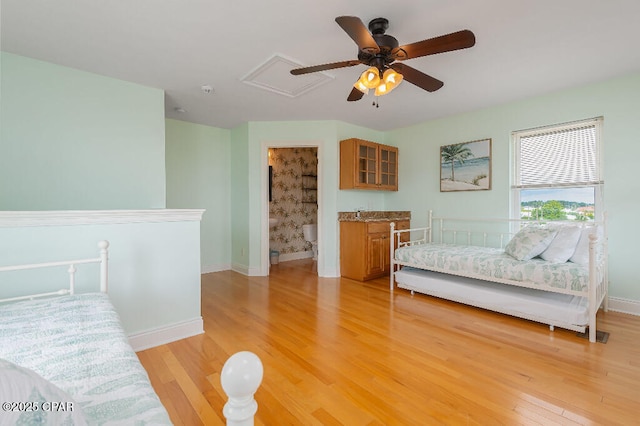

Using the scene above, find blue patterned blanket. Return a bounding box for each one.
[395,243,590,293]
[0,293,171,425]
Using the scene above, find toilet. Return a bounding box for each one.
[302,224,318,260]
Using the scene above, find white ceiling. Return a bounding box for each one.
[2,0,640,131]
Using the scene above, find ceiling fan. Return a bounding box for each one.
[290,16,476,102]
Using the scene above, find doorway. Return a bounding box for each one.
[262,142,321,276]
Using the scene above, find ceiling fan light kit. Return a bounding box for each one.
[352,66,403,97]
[290,16,475,103]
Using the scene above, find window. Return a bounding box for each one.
[512,117,603,221]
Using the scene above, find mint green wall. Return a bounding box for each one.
[247,121,337,275]
[165,119,231,272]
[168,118,386,276]
[386,72,640,301]
[0,54,200,342]
[0,221,202,336]
[230,124,250,271]
[236,120,384,276]
[4,51,637,303]
[0,52,166,210]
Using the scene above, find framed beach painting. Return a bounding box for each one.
[440,138,492,192]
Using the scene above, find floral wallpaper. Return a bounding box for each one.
[269,147,318,257]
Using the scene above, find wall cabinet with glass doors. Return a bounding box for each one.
[339,138,398,191]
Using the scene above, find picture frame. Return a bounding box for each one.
[440,138,492,192]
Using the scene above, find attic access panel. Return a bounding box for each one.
[242,54,333,98]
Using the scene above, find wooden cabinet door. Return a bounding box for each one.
[355,140,379,189]
[366,221,391,278]
[378,145,398,191]
[367,232,388,277]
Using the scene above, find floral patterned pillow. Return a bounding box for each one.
[505,226,558,261]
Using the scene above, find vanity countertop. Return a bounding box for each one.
[338,211,411,222]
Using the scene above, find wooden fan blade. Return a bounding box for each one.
[291,60,361,75]
[335,16,380,54]
[347,87,365,102]
[393,29,475,60]
[390,63,444,92]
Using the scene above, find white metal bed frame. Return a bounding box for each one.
[390,211,609,343]
[0,239,268,424]
[0,240,109,303]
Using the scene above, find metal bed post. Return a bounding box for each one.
[603,212,609,312]
[99,240,110,293]
[67,264,76,295]
[390,221,396,291]
[588,233,598,343]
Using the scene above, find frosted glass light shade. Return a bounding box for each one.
[359,67,381,89]
[353,80,369,94]
[375,69,403,96]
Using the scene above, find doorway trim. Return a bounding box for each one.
[261,140,323,276]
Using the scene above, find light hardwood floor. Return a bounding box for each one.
[138,259,640,425]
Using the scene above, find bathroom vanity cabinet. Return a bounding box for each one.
[340,218,409,281]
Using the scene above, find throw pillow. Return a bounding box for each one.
[569,226,601,265]
[539,225,582,263]
[505,225,558,261]
[0,358,88,425]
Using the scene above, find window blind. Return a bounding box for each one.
[515,121,600,188]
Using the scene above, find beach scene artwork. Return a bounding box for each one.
[440,138,491,192]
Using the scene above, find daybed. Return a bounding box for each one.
[0,241,171,425]
[390,211,608,343]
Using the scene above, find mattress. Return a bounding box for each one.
[0,293,172,425]
[394,243,589,293]
[395,267,589,326]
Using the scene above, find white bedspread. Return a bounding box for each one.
[0,293,171,425]
[395,243,589,293]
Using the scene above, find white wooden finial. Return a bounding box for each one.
[221,351,263,426]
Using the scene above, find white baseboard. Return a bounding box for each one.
[129,317,204,352]
[319,268,340,278]
[231,263,250,275]
[247,266,263,276]
[202,263,231,274]
[231,263,263,276]
[608,296,640,316]
[278,251,313,262]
